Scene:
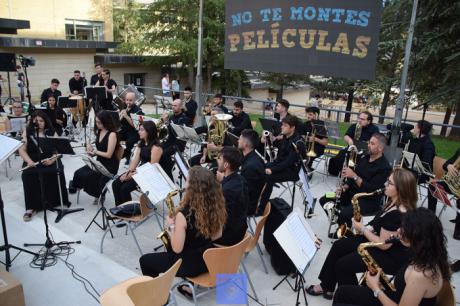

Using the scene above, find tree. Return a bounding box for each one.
[260,73,309,101]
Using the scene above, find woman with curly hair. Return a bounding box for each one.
[139,166,227,279]
[333,207,451,306]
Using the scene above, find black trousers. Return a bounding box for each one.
[258,170,298,214]
[140,250,207,278]
[333,285,382,306]
[317,235,404,292]
[72,166,110,198]
[111,177,137,206]
[120,131,139,161]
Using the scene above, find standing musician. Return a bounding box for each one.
[428,148,460,240]
[160,99,191,178]
[238,129,265,216]
[40,78,62,103]
[68,70,87,95]
[308,168,417,300]
[301,106,328,172]
[90,63,103,86]
[139,167,227,293]
[406,120,435,183]
[320,133,392,232]
[182,86,197,122]
[95,68,117,110]
[257,115,305,216]
[229,100,252,137]
[215,146,249,246]
[45,95,67,136]
[328,111,379,176]
[119,92,144,165]
[68,110,120,199]
[19,110,70,221]
[112,121,162,206]
[333,208,451,306]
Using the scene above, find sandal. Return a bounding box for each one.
[177,284,193,300]
[306,285,323,296]
[23,211,33,222]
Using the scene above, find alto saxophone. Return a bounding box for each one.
[357,237,399,292]
[336,188,385,238]
[157,189,180,252]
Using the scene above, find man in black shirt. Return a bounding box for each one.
[90,63,103,86]
[215,146,248,246]
[320,133,391,232]
[119,92,144,164]
[40,79,62,103]
[69,70,87,95]
[212,93,228,114]
[183,86,197,122]
[406,120,435,183]
[257,115,305,216]
[301,106,328,171]
[229,100,252,137]
[238,129,265,216]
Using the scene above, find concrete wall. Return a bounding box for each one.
[0,0,114,41]
[107,64,162,89]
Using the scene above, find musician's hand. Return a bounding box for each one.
[86,143,93,152]
[274,135,283,141]
[27,160,36,168]
[365,268,382,291]
[342,167,356,179]
[161,112,169,122]
[447,164,458,178]
[265,168,272,175]
[165,216,175,227]
[314,236,322,249]
[261,136,266,144]
[72,90,78,95]
[56,119,63,125]
[199,155,206,164]
[352,217,364,233]
[120,172,129,182]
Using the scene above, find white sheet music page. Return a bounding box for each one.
[0,135,22,165]
[174,152,189,179]
[170,123,186,139]
[298,169,314,209]
[133,163,177,204]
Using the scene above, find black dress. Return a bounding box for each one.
[139,205,213,278]
[333,263,438,306]
[317,206,409,292]
[72,131,119,198]
[21,129,70,211]
[47,106,67,136]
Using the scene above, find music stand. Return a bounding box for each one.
[58,96,77,109]
[173,151,189,199]
[259,117,281,136]
[85,86,107,113]
[226,131,239,147]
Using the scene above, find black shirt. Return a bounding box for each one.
[40,88,62,103]
[96,131,119,175]
[345,123,380,142]
[229,111,252,136]
[69,77,87,94]
[268,133,305,176]
[120,104,144,135]
[97,79,117,110]
[241,150,265,215]
[407,135,435,171]
[184,98,198,122]
[90,74,103,86]
[214,104,228,114]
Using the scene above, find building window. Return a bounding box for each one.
[65,19,104,41]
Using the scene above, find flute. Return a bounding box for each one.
[19,154,62,172]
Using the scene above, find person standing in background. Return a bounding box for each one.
[16,65,25,101]
[161,73,170,96]
[171,76,180,100]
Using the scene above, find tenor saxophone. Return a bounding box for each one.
[357,237,399,292]
[157,189,180,252]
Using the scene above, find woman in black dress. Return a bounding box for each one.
[139,166,227,282]
[19,110,70,221]
[307,168,417,299]
[333,208,451,306]
[112,121,163,206]
[46,95,67,136]
[95,68,117,110]
[69,110,120,199]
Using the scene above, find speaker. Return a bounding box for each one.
[0,53,16,72]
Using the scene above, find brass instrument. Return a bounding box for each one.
[357,237,399,292]
[157,189,181,252]
[336,188,385,238]
[354,122,362,142]
[263,130,275,162]
[207,113,232,160]
[443,155,460,198]
[156,116,169,143]
[347,145,360,168]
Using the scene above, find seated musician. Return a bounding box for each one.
[6,101,27,138]
[69,110,120,199]
[328,111,380,176]
[46,95,67,136]
[428,148,460,240]
[320,133,392,231]
[119,92,144,165]
[333,207,450,306]
[406,120,435,183]
[211,93,228,114]
[308,168,416,300]
[238,129,265,216]
[139,167,227,295]
[182,86,197,123]
[112,121,162,206]
[160,99,191,178]
[301,106,328,172]
[259,99,291,156]
[214,146,249,246]
[19,110,70,221]
[273,98,290,122]
[229,100,252,137]
[95,68,117,110]
[40,78,62,103]
[256,115,305,216]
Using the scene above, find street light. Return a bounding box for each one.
[195,0,204,126]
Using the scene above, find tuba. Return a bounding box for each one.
[443,155,460,198]
[157,189,181,252]
[207,113,232,160]
[336,188,385,238]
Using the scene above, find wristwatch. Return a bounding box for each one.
[373,289,382,298]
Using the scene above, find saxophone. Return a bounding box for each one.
[336,188,385,238]
[157,189,180,252]
[357,237,399,292]
[354,122,362,142]
[443,154,460,198]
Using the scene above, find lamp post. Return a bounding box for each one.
[195,0,204,126]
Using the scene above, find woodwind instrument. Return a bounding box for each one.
[19,154,62,172]
[157,189,181,252]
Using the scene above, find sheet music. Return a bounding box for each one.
[182,126,201,143]
[273,211,318,274]
[0,135,22,165]
[9,117,27,133]
[79,154,113,178]
[403,151,433,176]
[133,163,177,204]
[298,168,314,210]
[170,123,186,139]
[174,152,189,179]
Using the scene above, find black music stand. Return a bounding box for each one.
[259,117,281,136]
[85,86,107,113]
[58,96,77,109]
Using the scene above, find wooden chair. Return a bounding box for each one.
[100,259,182,306]
[435,281,455,306]
[173,234,251,306]
[100,194,159,255]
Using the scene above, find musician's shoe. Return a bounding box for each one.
[453,226,460,240]
[23,210,34,222]
[451,260,460,273]
[68,180,77,194]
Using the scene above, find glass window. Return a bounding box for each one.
[65,19,104,41]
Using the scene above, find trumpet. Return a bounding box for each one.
[262,130,275,162]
